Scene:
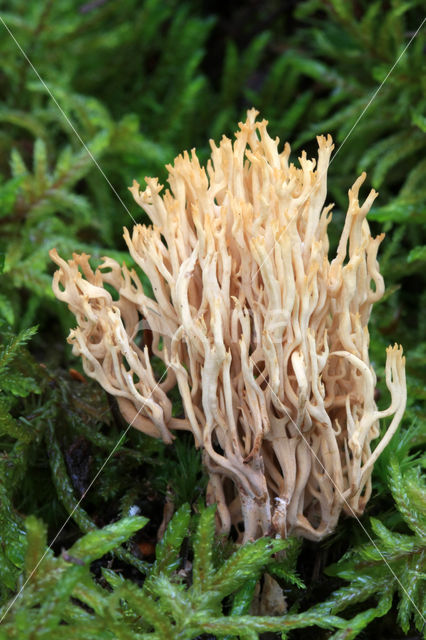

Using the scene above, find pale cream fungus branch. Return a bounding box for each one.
[50,109,406,542]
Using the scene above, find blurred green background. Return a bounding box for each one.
[0,1,425,638]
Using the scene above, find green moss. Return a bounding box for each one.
[0,0,424,637]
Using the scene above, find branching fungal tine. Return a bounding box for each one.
[50,110,406,542]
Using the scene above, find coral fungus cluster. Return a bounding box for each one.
[50,110,406,541]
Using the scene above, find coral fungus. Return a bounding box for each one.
[50,110,406,541]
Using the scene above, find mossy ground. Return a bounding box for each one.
[0,2,424,638]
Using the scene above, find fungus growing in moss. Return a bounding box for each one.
[50,110,406,541]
